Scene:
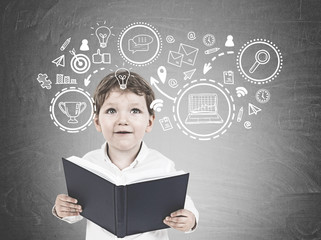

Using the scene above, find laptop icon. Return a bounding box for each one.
[185,93,223,124]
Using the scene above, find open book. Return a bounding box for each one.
[62,156,189,238]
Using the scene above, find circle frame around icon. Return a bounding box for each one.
[49,87,95,133]
[237,39,283,84]
[173,79,235,141]
[117,22,162,66]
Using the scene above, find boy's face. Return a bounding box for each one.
[94,89,155,153]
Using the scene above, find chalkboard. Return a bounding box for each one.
[1,0,321,239]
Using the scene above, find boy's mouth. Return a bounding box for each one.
[115,131,132,134]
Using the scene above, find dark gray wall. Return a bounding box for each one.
[1,0,321,239]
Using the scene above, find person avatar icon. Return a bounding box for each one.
[80,39,89,51]
[225,35,234,47]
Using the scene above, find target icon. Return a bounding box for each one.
[70,49,91,74]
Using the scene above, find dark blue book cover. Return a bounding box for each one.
[62,157,189,238]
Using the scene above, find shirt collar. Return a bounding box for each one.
[101,141,149,170]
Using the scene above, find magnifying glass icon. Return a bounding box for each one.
[249,49,270,74]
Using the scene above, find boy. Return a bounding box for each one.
[53,71,199,239]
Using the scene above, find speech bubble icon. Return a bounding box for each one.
[128,34,154,53]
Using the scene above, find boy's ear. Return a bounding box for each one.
[94,115,102,132]
[145,115,155,133]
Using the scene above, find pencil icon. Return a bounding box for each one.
[60,37,71,51]
[204,47,220,55]
[237,106,244,122]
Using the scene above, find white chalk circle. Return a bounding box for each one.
[49,87,94,133]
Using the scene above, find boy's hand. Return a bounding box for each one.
[163,209,196,232]
[54,194,82,218]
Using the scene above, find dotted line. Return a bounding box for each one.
[236,39,283,84]
[172,79,235,141]
[49,87,95,133]
[117,22,162,66]
[84,67,106,86]
[211,50,235,62]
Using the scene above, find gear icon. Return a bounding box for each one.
[37,73,52,89]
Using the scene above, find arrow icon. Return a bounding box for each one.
[52,55,65,67]
[83,67,105,87]
[248,103,261,115]
[150,77,176,102]
[183,69,196,80]
[203,62,212,74]
[84,74,92,86]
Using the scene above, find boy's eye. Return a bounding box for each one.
[130,108,141,114]
[106,108,117,114]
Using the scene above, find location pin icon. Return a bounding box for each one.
[157,66,167,84]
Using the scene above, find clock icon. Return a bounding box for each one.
[203,34,215,47]
[255,89,270,103]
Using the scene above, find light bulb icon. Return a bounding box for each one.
[115,68,130,90]
[95,26,111,48]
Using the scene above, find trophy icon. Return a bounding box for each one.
[58,102,87,124]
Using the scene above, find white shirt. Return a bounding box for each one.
[54,142,199,240]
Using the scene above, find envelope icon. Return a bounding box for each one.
[178,43,199,66]
[168,51,183,67]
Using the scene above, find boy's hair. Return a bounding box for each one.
[94,71,155,116]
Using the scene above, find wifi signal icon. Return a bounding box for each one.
[236,87,248,97]
[150,99,164,112]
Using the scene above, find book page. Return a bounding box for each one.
[127,170,186,185]
[64,156,186,186]
[65,156,116,184]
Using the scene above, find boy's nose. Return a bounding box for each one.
[118,119,128,125]
[117,112,129,125]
